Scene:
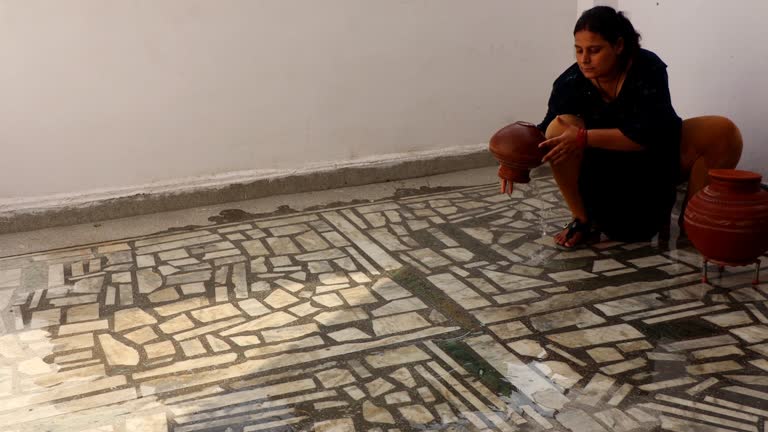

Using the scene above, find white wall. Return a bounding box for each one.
[618,0,768,177]
[0,0,576,199]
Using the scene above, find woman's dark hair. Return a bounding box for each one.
[574,6,641,69]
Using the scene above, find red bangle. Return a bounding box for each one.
[576,128,588,149]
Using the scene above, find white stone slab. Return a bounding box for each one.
[125,326,159,344]
[189,304,242,323]
[264,289,300,309]
[427,273,490,309]
[370,278,411,300]
[314,308,369,326]
[371,297,427,317]
[399,404,434,424]
[159,314,195,334]
[238,299,270,317]
[508,339,547,358]
[549,269,597,283]
[363,400,395,424]
[288,301,320,317]
[329,327,371,342]
[58,319,109,336]
[338,286,378,306]
[181,338,208,357]
[154,297,209,317]
[366,345,430,369]
[601,357,647,375]
[316,368,356,388]
[481,269,550,291]
[66,303,100,323]
[530,307,606,331]
[221,311,298,336]
[547,324,644,348]
[98,334,139,366]
[372,312,431,336]
[314,418,355,432]
[730,325,768,343]
[262,323,319,343]
[115,308,158,331]
[587,347,624,363]
[628,255,674,268]
[487,321,532,340]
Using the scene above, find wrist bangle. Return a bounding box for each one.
[577,128,588,149]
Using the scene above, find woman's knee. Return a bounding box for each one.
[710,118,743,166]
[545,114,585,139]
[681,116,743,168]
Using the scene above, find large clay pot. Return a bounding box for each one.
[488,121,546,193]
[684,169,768,265]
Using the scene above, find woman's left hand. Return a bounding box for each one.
[538,117,586,164]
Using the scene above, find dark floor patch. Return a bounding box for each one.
[390,267,481,332]
[208,206,299,224]
[303,199,371,211]
[162,224,207,232]
[638,318,720,345]
[208,185,475,225]
[159,184,481,232]
[391,185,470,199]
[436,339,516,396]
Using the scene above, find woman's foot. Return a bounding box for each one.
[555,218,597,249]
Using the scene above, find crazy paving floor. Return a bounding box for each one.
[1,169,767,432]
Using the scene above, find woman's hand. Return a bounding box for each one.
[538,116,587,164]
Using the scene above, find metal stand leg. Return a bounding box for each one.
[754,260,761,285]
[702,259,709,284]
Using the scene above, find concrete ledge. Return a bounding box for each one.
[0,145,496,234]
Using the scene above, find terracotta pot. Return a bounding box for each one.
[684,169,768,265]
[488,121,546,193]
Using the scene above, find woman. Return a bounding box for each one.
[538,6,741,248]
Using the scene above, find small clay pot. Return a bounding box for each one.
[488,121,546,192]
[684,169,768,265]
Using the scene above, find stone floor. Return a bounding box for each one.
[0,166,767,432]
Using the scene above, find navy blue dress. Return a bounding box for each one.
[538,49,682,241]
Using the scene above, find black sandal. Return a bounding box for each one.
[556,218,598,249]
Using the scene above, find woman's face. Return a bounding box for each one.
[574,30,623,80]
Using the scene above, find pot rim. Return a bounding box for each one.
[513,120,538,128]
[709,169,762,183]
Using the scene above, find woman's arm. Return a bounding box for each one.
[540,120,644,164]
